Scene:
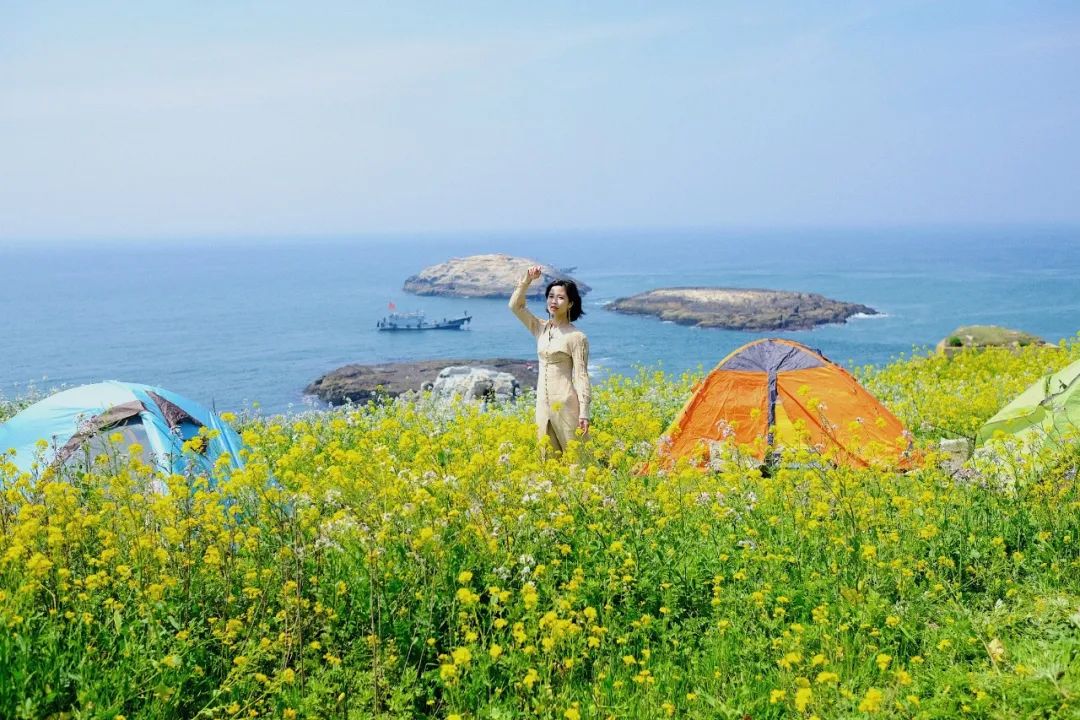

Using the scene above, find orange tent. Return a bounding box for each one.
[661,338,911,469]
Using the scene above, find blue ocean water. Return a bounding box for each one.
[2,227,1078,414]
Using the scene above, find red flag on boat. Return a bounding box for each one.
[388,301,396,311]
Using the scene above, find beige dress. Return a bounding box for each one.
[509,281,591,452]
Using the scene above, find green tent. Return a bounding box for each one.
[976,358,1080,447]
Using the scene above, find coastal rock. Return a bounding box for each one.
[607,287,877,331]
[935,325,1047,356]
[403,253,591,299]
[431,367,520,404]
[305,358,538,406]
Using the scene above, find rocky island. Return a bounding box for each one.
[403,253,591,299]
[306,358,538,406]
[607,288,877,331]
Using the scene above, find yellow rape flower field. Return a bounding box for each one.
[2,338,1080,719]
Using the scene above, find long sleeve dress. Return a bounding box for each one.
[509,280,591,452]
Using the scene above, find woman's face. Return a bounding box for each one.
[547,285,572,319]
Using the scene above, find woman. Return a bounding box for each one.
[509,265,591,453]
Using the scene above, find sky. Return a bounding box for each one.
[2,1,1079,241]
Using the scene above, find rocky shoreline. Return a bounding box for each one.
[607,287,877,331]
[306,358,538,406]
[403,253,591,299]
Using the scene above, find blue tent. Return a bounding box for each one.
[0,381,244,481]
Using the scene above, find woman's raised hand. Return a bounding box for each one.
[525,265,543,282]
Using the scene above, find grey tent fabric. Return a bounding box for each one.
[719,340,825,439]
[147,391,203,432]
[718,339,825,373]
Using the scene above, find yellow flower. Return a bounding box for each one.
[451,646,472,665]
[779,651,802,669]
[457,570,473,584]
[456,587,480,605]
[26,552,53,577]
[795,687,813,712]
[858,688,884,713]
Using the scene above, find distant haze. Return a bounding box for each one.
[2,1,1079,241]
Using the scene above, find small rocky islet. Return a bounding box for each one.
[402,253,591,299]
[606,287,877,331]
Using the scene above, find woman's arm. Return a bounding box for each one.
[571,333,591,425]
[508,270,543,337]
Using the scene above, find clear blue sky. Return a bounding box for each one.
[2,1,1079,240]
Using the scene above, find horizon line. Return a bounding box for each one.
[3,221,1079,247]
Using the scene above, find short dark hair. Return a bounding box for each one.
[546,279,585,321]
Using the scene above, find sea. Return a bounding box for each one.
[2,227,1079,415]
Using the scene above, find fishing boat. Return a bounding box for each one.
[377,309,471,331]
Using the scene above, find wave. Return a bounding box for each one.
[588,356,614,369]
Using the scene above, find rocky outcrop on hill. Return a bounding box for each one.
[607,288,877,331]
[431,366,521,404]
[935,325,1048,356]
[403,253,591,299]
[305,358,538,406]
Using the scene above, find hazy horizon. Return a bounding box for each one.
[3,222,1078,250]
